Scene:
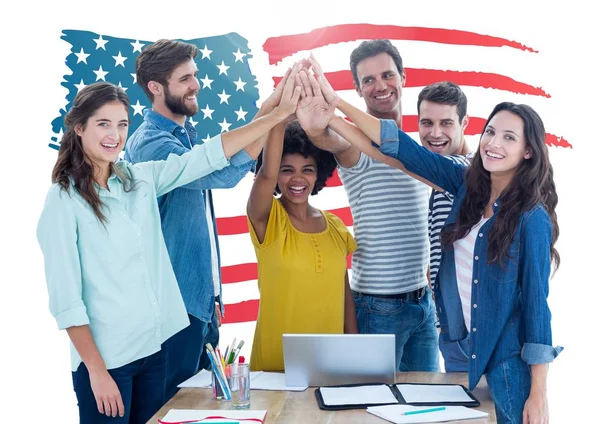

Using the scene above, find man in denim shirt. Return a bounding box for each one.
[125,40,262,399]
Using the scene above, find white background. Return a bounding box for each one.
[1,1,598,422]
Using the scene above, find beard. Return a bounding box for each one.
[164,86,198,117]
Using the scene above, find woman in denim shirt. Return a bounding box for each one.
[312,72,562,424]
[37,82,297,423]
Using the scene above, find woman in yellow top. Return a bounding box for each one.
[246,66,358,372]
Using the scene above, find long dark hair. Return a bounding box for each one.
[441,102,560,269]
[52,82,131,223]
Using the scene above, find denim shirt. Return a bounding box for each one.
[125,109,256,322]
[379,119,563,390]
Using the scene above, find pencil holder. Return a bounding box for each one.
[211,367,231,402]
[226,363,250,409]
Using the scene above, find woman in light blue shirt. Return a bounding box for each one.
[37,80,299,423]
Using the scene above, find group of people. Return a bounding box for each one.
[37,37,562,424]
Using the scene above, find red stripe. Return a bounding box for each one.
[263,24,537,65]
[274,69,549,98]
[216,206,353,236]
[325,168,342,187]
[222,299,259,324]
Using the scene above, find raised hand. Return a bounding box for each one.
[273,63,302,121]
[295,68,336,134]
[307,54,340,108]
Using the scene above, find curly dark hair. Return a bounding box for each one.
[255,121,337,196]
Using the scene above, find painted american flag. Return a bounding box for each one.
[50,25,571,339]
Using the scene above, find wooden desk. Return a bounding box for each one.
[148,372,496,423]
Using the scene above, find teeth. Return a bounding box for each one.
[290,186,305,190]
[486,151,504,159]
[429,141,447,146]
[102,143,118,148]
[374,93,392,100]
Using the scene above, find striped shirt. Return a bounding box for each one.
[338,152,430,294]
[453,217,489,331]
[428,154,471,289]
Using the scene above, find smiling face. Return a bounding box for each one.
[277,153,318,205]
[163,58,200,117]
[354,53,405,118]
[418,100,467,156]
[76,100,129,170]
[479,110,531,178]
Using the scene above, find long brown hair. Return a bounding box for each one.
[52,82,132,223]
[441,102,560,270]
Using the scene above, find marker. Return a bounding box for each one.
[402,406,446,416]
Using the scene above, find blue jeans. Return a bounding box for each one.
[72,348,167,424]
[352,287,439,371]
[164,310,219,400]
[486,355,531,424]
[439,337,470,372]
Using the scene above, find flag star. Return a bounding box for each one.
[52,128,64,143]
[233,77,247,92]
[188,117,198,128]
[112,51,127,67]
[234,106,248,121]
[201,133,213,143]
[59,96,70,112]
[93,66,109,81]
[131,100,146,116]
[217,61,230,75]
[74,48,90,64]
[201,104,214,120]
[217,89,231,104]
[199,45,213,59]
[131,40,145,53]
[218,118,232,133]
[232,48,247,63]
[118,81,128,92]
[74,79,87,92]
[130,73,137,84]
[93,35,109,50]
[200,74,214,89]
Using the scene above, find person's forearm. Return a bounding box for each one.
[530,363,548,397]
[66,325,107,375]
[335,98,382,144]
[259,123,286,179]
[344,275,358,334]
[221,107,287,159]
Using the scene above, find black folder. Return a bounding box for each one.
[315,382,480,411]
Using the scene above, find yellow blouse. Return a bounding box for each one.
[248,198,357,371]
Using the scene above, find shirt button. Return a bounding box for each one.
[473,304,478,308]
[478,233,483,237]
[473,327,477,332]
[473,279,478,284]
[474,256,479,261]
[493,202,498,207]
[180,128,185,133]
[472,354,477,359]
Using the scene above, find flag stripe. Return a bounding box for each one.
[216,206,354,236]
[221,257,353,285]
[274,68,550,98]
[263,24,537,65]
[222,299,259,324]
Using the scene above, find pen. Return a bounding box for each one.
[402,406,446,416]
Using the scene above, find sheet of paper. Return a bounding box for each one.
[251,371,308,391]
[395,384,474,404]
[367,405,489,424]
[320,384,398,406]
[159,409,268,423]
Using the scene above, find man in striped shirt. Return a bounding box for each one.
[417,82,472,372]
[299,40,438,372]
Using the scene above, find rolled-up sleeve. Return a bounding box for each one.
[37,187,90,330]
[519,207,563,364]
[378,119,466,196]
[142,134,230,197]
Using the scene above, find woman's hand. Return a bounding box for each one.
[89,369,125,417]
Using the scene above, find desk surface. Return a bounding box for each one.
[148,372,496,423]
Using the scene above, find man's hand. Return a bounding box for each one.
[215,302,223,327]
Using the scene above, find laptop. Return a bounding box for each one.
[282,333,396,387]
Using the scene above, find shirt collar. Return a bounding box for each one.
[143,109,196,141]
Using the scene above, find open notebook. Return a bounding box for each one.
[315,382,480,410]
[158,409,268,423]
[179,369,307,391]
[367,404,489,423]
